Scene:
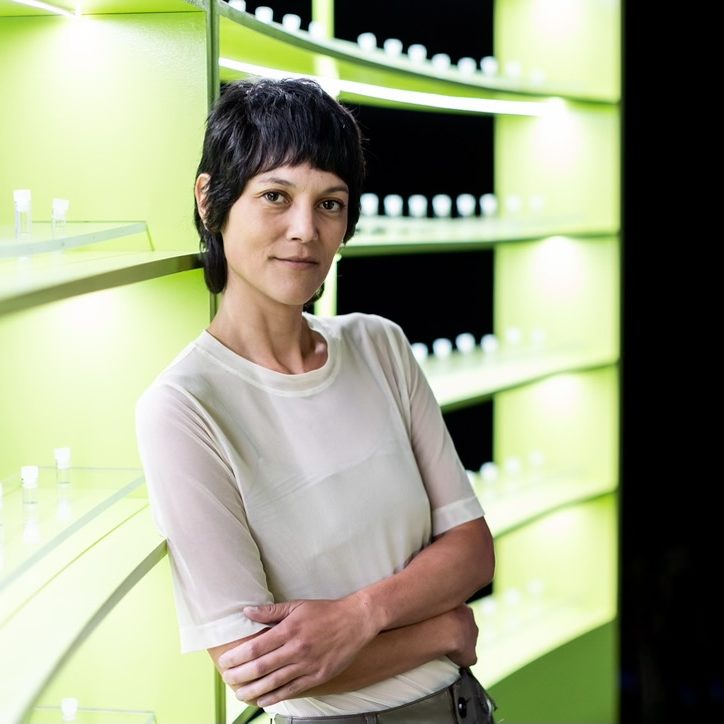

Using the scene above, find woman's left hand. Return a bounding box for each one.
[216,597,378,706]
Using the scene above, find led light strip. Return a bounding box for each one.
[10,0,79,16]
[219,57,553,117]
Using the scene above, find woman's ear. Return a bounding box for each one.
[195,173,211,227]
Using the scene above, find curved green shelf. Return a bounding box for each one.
[0,249,201,317]
[474,473,616,537]
[0,507,167,724]
[421,347,618,411]
[218,3,618,106]
[343,219,617,256]
[0,467,146,617]
[471,597,614,687]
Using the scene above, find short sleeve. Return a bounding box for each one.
[135,383,273,652]
[382,321,485,536]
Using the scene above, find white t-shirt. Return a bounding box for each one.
[135,312,484,717]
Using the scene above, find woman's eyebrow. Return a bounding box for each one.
[254,175,349,194]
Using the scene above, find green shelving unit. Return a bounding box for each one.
[0,0,621,722]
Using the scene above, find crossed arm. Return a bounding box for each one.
[208,516,495,707]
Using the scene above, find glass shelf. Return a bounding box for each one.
[343,217,617,256]
[471,469,617,537]
[420,345,617,412]
[0,0,203,15]
[0,467,146,622]
[218,2,618,106]
[0,221,150,259]
[29,705,157,723]
[0,507,166,724]
[0,248,201,317]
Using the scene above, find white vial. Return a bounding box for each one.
[383,194,403,217]
[55,447,72,487]
[480,193,498,218]
[505,59,523,80]
[21,465,39,506]
[456,193,477,218]
[504,456,522,477]
[357,32,377,52]
[480,56,498,76]
[431,194,452,218]
[52,198,69,237]
[480,334,499,355]
[383,38,403,57]
[281,13,301,32]
[408,194,428,218]
[432,337,453,359]
[411,342,429,363]
[505,194,522,216]
[360,193,379,217]
[254,6,273,23]
[227,0,245,11]
[431,53,451,71]
[480,462,499,483]
[407,43,427,64]
[505,326,522,346]
[307,20,324,38]
[61,697,79,722]
[455,332,476,354]
[13,189,32,239]
[457,57,477,75]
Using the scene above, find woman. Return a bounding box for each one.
[136,77,496,723]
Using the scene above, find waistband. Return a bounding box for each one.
[271,667,496,724]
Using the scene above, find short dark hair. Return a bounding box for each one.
[194,77,366,294]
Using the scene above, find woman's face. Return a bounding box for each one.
[217,162,349,310]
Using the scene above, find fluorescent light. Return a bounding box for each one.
[218,57,552,117]
[11,0,76,16]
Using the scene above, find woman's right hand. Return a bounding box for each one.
[446,604,479,667]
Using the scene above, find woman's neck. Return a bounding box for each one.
[207,301,326,375]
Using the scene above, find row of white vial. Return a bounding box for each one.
[11,189,69,238]
[231,2,537,82]
[11,447,72,507]
[411,328,545,363]
[360,192,545,219]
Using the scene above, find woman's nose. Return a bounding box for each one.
[287,204,318,242]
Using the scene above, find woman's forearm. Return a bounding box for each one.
[300,605,476,697]
[351,517,494,634]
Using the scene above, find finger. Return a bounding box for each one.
[255,674,319,707]
[243,601,296,623]
[218,630,285,669]
[234,665,306,703]
[223,643,297,687]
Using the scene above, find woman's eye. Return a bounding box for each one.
[321,199,344,211]
[263,191,283,203]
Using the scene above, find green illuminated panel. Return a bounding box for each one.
[421,347,616,411]
[472,494,617,686]
[0,249,201,315]
[343,220,616,256]
[0,507,166,724]
[1,221,149,258]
